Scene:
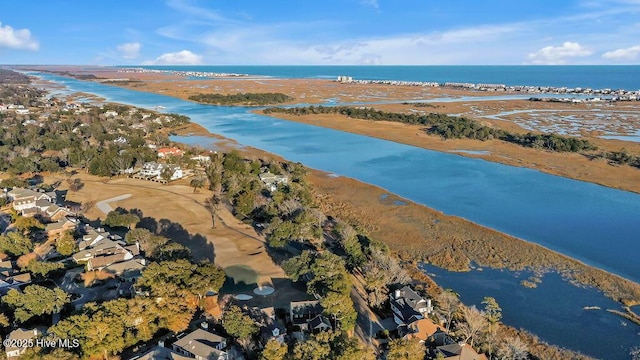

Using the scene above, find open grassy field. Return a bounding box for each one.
[49,172,286,288]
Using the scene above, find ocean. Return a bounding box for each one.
[134,65,640,90]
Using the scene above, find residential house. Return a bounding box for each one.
[390,285,433,326]
[289,300,323,332]
[259,172,288,192]
[157,147,184,158]
[5,328,43,359]
[307,314,332,333]
[78,226,112,250]
[190,154,211,164]
[247,306,286,344]
[7,188,54,213]
[0,272,31,295]
[139,162,184,181]
[435,342,488,360]
[401,318,448,345]
[0,260,14,277]
[139,162,164,178]
[104,110,119,117]
[102,258,147,281]
[113,136,128,145]
[72,236,139,272]
[133,344,192,360]
[172,328,227,360]
[45,217,78,239]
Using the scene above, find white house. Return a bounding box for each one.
[139,162,184,181]
[7,188,54,213]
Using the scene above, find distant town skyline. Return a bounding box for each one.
[1,0,640,65]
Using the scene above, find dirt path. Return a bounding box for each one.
[96,194,132,214]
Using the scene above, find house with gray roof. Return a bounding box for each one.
[133,345,192,360]
[289,300,323,332]
[172,328,227,360]
[390,285,433,326]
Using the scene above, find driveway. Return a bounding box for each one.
[96,194,132,214]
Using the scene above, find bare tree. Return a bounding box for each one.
[437,290,460,332]
[497,336,529,360]
[456,305,487,347]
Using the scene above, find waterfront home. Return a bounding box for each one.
[190,154,212,164]
[390,285,433,326]
[434,342,488,360]
[259,172,288,192]
[400,318,448,344]
[172,328,227,360]
[157,147,184,158]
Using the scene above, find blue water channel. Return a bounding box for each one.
[32,72,640,358]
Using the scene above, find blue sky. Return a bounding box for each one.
[1,0,640,65]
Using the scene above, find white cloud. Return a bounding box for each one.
[116,42,141,59]
[146,50,203,65]
[527,42,592,64]
[0,22,38,50]
[602,45,640,60]
[360,0,379,9]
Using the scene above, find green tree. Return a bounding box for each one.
[13,216,45,235]
[3,285,69,323]
[261,339,288,360]
[104,210,140,229]
[222,305,259,340]
[23,260,65,277]
[386,338,425,360]
[20,347,80,360]
[482,296,502,331]
[189,262,226,298]
[0,312,9,327]
[56,230,77,256]
[190,172,206,193]
[292,338,331,360]
[160,166,174,183]
[0,231,34,256]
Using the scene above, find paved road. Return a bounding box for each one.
[96,194,132,214]
[0,213,10,234]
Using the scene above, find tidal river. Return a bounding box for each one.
[35,73,640,359]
